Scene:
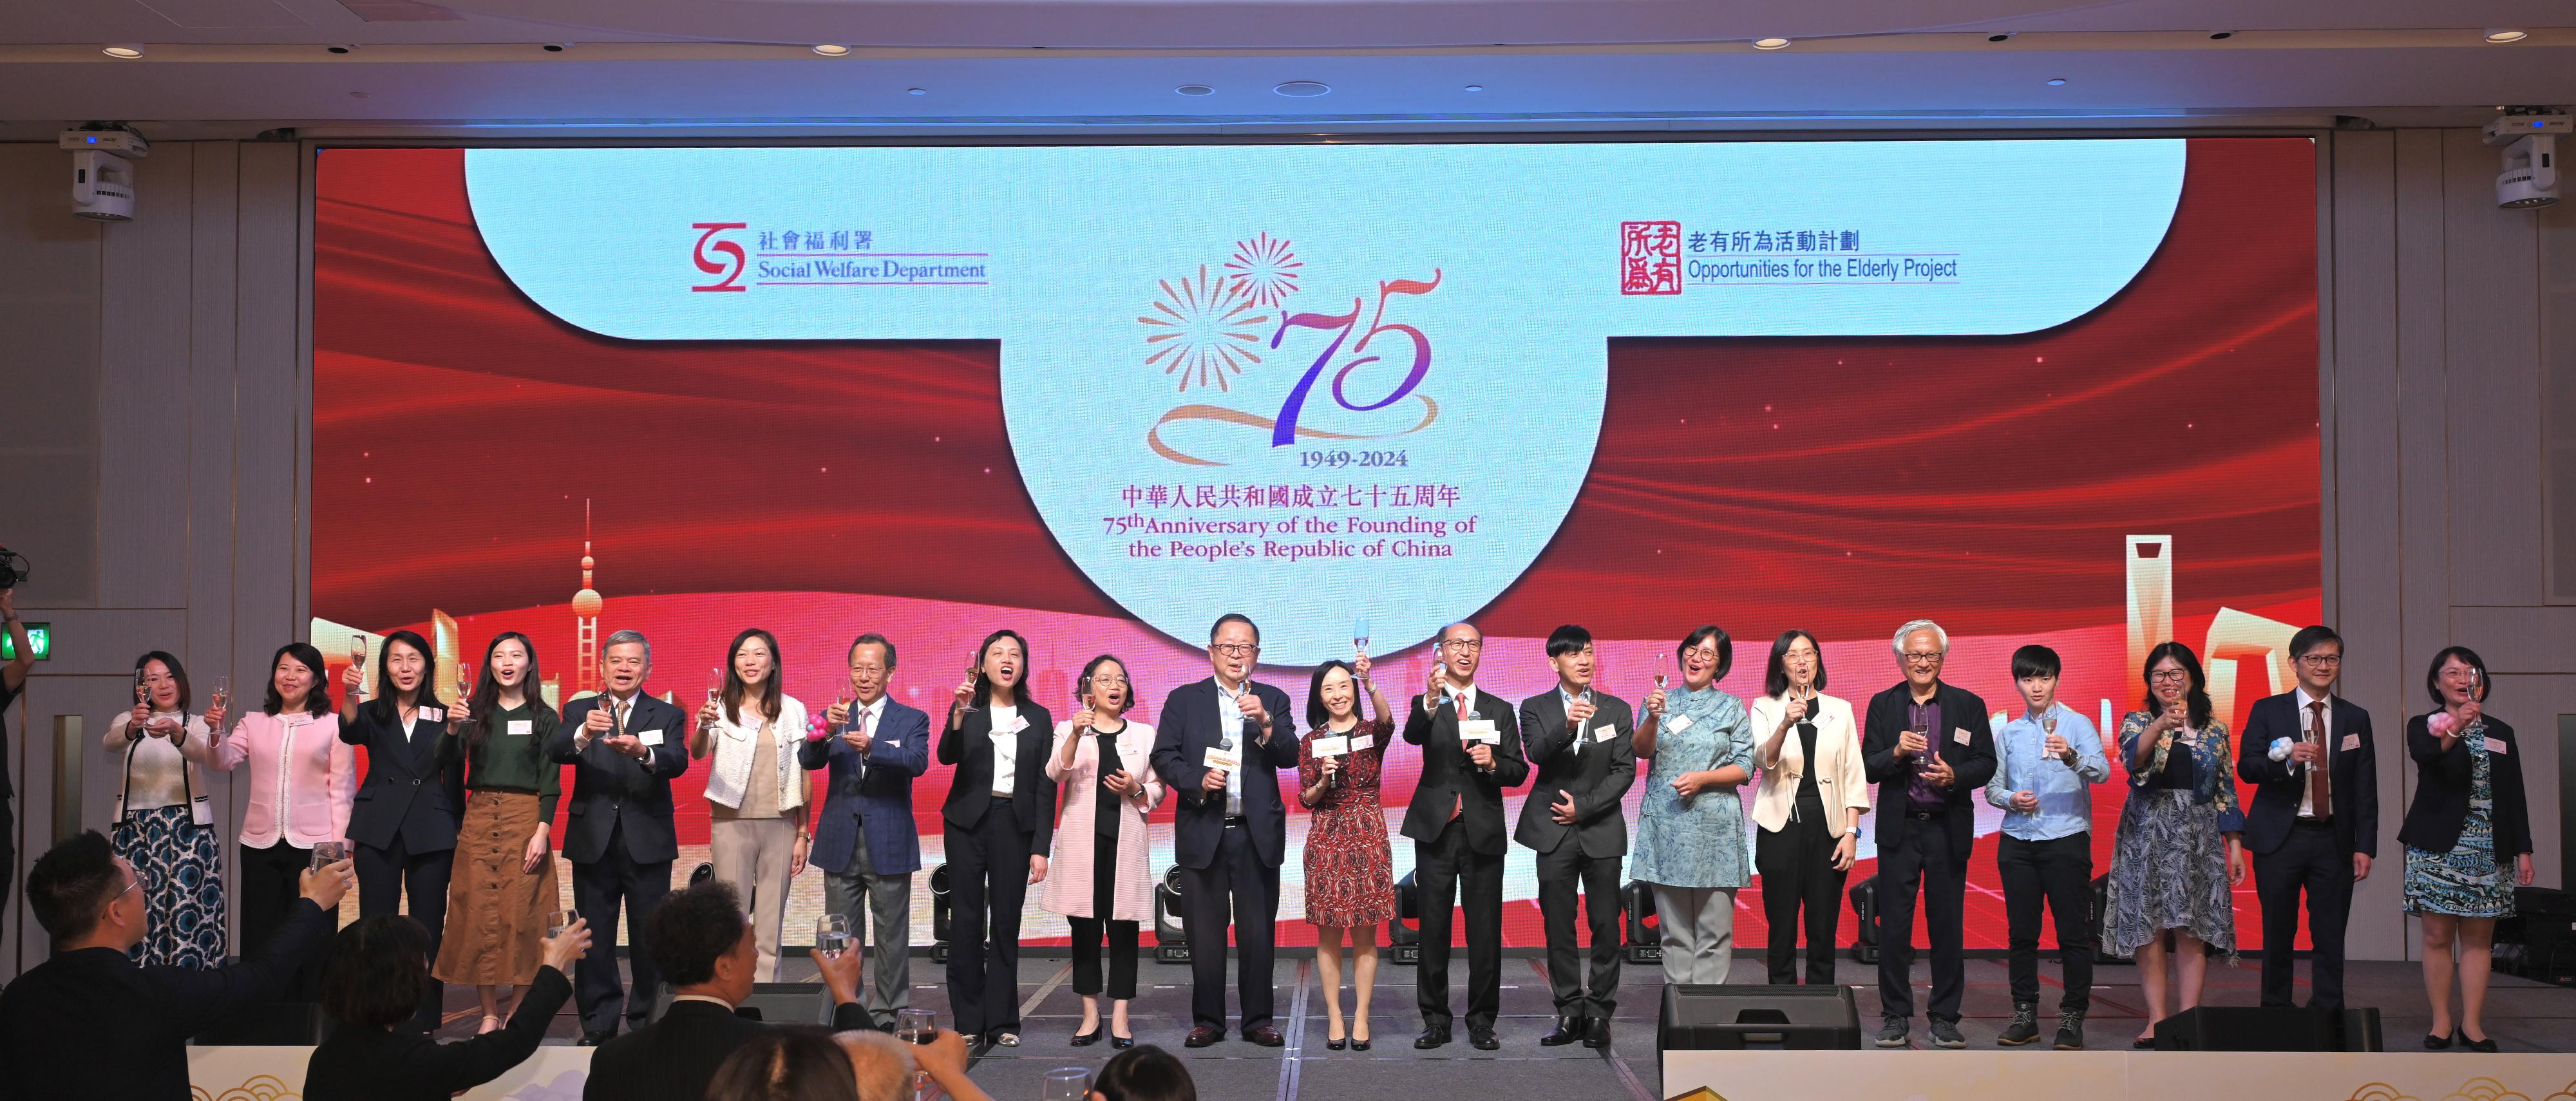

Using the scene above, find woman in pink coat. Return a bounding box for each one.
[210,641,356,997]
[1043,655,1165,1049]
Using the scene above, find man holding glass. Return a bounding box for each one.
[1515,625,1634,1049]
[803,632,931,1031]
[549,629,691,1046]
[1858,619,1994,1049]
[1150,613,1300,1048]
[2237,625,2378,1011]
[1401,621,1529,1051]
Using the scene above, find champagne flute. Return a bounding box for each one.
[960,657,983,714]
[1041,1068,1093,1101]
[1653,650,1669,692]
[309,840,346,869]
[815,913,852,959]
[707,666,723,706]
[1352,617,1370,657]
[210,675,231,720]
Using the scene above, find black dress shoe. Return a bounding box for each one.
[1071,1026,1103,1047]
[1582,1018,1611,1049]
[1111,1033,1136,1049]
[1539,1016,1582,1046]
[1468,1028,1499,1051]
[577,1030,614,1047]
[1414,1027,1451,1049]
[2463,1033,2499,1053]
[2423,1031,2454,1050]
[1245,1025,1285,1047]
[688,861,715,888]
[1184,1026,1224,1049]
[1350,1035,1372,1051]
[1325,1035,1348,1051]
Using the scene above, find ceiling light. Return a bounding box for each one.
[327,44,353,53]
[1987,33,2013,42]
[102,44,144,58]
[811,43,850,56]
[1752,37,1791,50]
[542,42,569,52]
[1175,84,1213,96]
[906,87,927,95]
[1274,80,1331,97]
[2046,77,2067,86]
[1464,84,1484,91]
[2485,28,2528,43]
[2208,30,2233,40]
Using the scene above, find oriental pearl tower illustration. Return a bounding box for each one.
[573,500,602,700]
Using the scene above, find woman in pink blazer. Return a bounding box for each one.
[1043,655,1165,1049]
[211,641,357,997]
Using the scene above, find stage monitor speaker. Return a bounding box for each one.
[2499,887,2576,986]
[1625,880,1661,966]
[2151,1006,2382,1051]
[1848,874,1879,965]
[928,863,952,965]
[193,1001,328,1045]
[1154,865,1190,963]
[1389,870,1421,964]
[735,982,838,1026]
[1658,984,1862,1051]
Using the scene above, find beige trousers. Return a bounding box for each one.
[710,814,799,981]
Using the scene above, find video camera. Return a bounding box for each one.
[0,545,27,591]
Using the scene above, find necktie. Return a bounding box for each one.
[855,708,872,779]
[1450,689,1469,821]
[2306,699,2331,818]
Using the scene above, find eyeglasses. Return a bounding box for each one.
[2149,669,2191,683]
[1211,643,1259,658]
[1442,639,1483,652]
[1901,652,1942,666]
[2297,654,2341,667]
[848,664,887,675]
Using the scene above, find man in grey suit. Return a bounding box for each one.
[1516,625,1636,1050]
[549,629,691,1045]
[804,632,932,1030]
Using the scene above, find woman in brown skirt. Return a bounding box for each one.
[433,632,564,1033]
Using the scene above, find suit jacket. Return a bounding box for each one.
[1858,681,1997,851]
[339,701,466,853]
[2236,691,2379,858]
[581,999,768,1101]
[1512,688,1636,858]
[0,898,331,1101]
[1150,677,1300,869]
[547,693,691,866]
[799,697,931,876]
[1399,686,1531,856]
[304,966,571,1101]
[2398,713,2534,858]
[1042,719,1168,921]
[1748,692,1871,836]
[935,699,1059,852]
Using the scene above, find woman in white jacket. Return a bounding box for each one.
[690,627,811,981]
[1043,655,1164,1049]
[1748,630,1870,986]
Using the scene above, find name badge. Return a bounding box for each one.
[2340,733,2361,751]
[997,715,1028,734]
[1312,735,1350,758]
[882,739,900,748]
[1953,727,1973,746]
[2485,737,2508,755]
[637,728,665,747]
[1457,719,1499,744]
[1203,744,1242,771]
[507,719,533,737]
[1664,713,1694,735]
[1592,723,1617,744]
[1351,733,1375,751]
[420,706,446,723]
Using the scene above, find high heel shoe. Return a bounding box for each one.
[1110,1031,1135,1049]
[1351,1024,1372,1051]
[2423,1031,2454,1050]
[1325,1031,1348,1051]
[2462,1031,2497,1053]
[1071,1026,1103,1047]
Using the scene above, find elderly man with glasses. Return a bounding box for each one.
[1859,619,1996,1048]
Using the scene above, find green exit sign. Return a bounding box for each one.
[1,623,50,661]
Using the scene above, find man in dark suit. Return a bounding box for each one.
[1401,621,1530,1051]
[1858,619,1996,1049]
[1515,625,1635,1050]
[2236,625,2378,1010]
[803,632,931,1030]
[1148,612,1299,1049]
[0,830,351,1100]
[549,628,691,1045]
[583,881,766,1101]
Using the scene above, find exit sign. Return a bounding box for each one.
[1,623,50,661]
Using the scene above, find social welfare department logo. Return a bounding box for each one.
[685,222,988,292]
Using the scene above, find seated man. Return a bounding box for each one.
[584,881,771,1101]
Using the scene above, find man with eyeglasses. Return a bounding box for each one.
[1151,612,1300,1048]
[804,632,931,1030]
[1859,619,1994,1048]
[1399,621,1529,1051]
[2235,625,2377,1011]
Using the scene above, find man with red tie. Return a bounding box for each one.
[2237,625,2378,1010]
[1399,621,1529,1051]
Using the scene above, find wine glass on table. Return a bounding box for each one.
[815,913,852,959]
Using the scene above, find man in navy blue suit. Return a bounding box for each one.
[2237,624,2377,1010]
[549,629,692,1045]
[802,631,931,1030]
[1150,612,1299,1049]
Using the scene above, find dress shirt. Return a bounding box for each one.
[669,993,735,1011]
[1982,703,2109,842]
[1560,686,1594,754]
[850,696,885,780]
[988,702,1019,796]
[1905,698,1946,814]
[1215,679,1248,814]
[2296,686,2330,818]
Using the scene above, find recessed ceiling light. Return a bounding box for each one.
[102,44,144,58]
[811,43,851,56]
[1987,33,2013,42]
[2208,30,2233,40]
[2484,28,2528,42]
[1176,84,1213,96]
[2046,77,2067,86]
[327,44,354,53]
[350,91,370,99]
[1752,37,1791,50]
[906,87,927,96]
[1274,80,1331,97]
[542,42,569,52]
[1464,84,1484,91]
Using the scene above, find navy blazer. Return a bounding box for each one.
[341,700,466,854]
[1398,687,1531,856]
[547,693,690,866]
[1858,681,1998,851]
[2398,713,2533,858]
[799,697,931,876]
[1150,677,1298,870]
[2235,691,2378,858]
[936,699,1058,853]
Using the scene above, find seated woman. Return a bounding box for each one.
[302,912,589,1101]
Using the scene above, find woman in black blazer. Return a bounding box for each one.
[337,628,468,1031]
[936,628,1057,1051]
[303,912,589,1100]
[2397,646,2535,1052]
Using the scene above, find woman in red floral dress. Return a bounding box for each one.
[1297,654,1394,1050]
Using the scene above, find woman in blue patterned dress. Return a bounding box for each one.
[2400,646,2534,1052]
[2102,641,2245,1047]
[102,650,230,968]
[1631,625,1754,986]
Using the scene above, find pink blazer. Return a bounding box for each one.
[213,710,356,849]
[1041,719,1165,922]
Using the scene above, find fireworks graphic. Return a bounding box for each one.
[1222,232,1302,308]
[1139,263,1270,392]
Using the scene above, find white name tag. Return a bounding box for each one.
[2340,733,2361,751]
[420,706,446,723]
[1664,713,1694,735]
[507,719,533,737]
[637,728,665,747]
[1351,733,1375,751]
[1312,735,1350,758]
[1203,744,1242,771]
[1953,727,1973,746]
[1457,719,1499,744]
[998,715,1027,734]
[2485,737,2508,755]
[1592,723,1617,744]
[881,739,900,748]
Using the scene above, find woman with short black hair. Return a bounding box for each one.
[2102,641,2246,1046]
[2400,646,2535,1052]
[302,912,588,1100]
[937,628,1056,1049]
[104,648,227,968]
[1629,625,1754,987]
[209,641,352,997]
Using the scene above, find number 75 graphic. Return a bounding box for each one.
[1265,270,1442,447]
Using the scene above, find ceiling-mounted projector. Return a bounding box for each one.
[58,126,149,222]
[2485,108,2566,209]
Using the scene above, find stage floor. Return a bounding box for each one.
[460,953,2573,1100]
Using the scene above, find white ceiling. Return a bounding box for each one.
[0,0,2570,137]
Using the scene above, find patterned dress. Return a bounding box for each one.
[1299,717,1396,927]
[108,711,228,970]
[2103,712,2242,959]
[1632,684,1754,890]
[2404,720,2515,919]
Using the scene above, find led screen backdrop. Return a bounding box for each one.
[312,137,2318,950]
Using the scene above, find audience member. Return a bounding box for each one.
[303,912,591,1100]
[1092,1044,1197,1101]
[705,1028,861,1101]
[582,880,766,1101]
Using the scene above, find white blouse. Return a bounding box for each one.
[104,710,219,816]
[988,703,1019,796]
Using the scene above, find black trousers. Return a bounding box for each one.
[0,802,14,948]
[1414,818,1502,1033]
[356,832,451,1030]
[1755,804,1847,986]
[569,825,674,1034]
[2253,820,2354,1008]
[1534,840,1622,1018]
[1875,815,1968,1022]
[1996,833,2094,1012]
[945,796,1034,1039]
[1180,820,1281,1032]
[1070,838,1140,1001]
[240,841,334,1000]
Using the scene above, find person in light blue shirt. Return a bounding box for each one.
[1980,645,2108,1049]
